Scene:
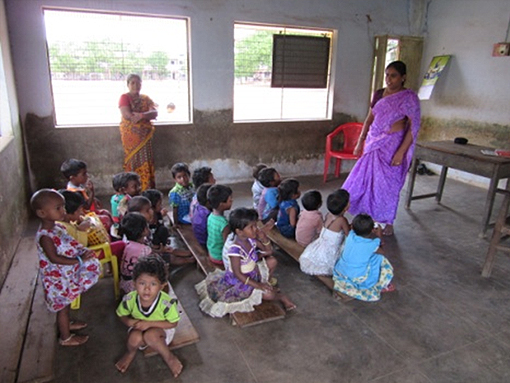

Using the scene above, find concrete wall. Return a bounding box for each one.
[5,0,414,193]
[0,0,29,288]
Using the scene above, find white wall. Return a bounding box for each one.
[420,0,510,125]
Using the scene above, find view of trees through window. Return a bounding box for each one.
[234,24,333,121]
[44,9,190,126]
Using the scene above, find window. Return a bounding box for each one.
[43,9,190,126]
[234,23,334,121]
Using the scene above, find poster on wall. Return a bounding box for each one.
[418,55,451,100]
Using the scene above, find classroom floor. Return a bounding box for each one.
[51,174,510,383]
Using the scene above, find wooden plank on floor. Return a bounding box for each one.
[0,237,39,383]
[144,282,199,357]
[230,301,286,328]
[17,277,56,383]
[176,225,216,275]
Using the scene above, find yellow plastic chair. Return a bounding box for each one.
[70,242,120,310]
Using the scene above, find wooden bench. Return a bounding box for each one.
[0,237,56,383]
[263,225,353,302]
[174,224,286,327]
[143,282,199,357]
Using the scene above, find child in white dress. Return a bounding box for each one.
[299,189,350,276]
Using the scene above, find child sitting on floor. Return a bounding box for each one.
[195,207,296,317]
[333,213,395,301]
[115,255,183,377]
[189,166,216,220]
[142,189,170,250]
[119,212,152,294]
[169,162,195,226]
[61,158,113,231]
[300,189,351,276]
[191,183,213,247]
[257,167,281,223]
[295,190,323,247]
[110,172,124,224]
[206,184,233,266]
[276,178,301,238]
[31,189,100,346]
[251,163,267,209]
[116,172,142,223]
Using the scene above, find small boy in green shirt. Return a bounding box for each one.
[115,255,183,377]
[206,184,233,266]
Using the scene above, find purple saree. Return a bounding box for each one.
[342,89,421,224]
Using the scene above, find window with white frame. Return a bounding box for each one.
[43,9,190,126]
[234,23,334,122]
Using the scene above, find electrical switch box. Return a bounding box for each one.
[492,42,510,57]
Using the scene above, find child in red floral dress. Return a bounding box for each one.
[31,189,101,346]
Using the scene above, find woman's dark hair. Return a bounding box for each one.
[120,212,148,241]
[60,158,87,179]
[207,184,233,209]
[59,189,85,214]
[229,207,259,233]
[252,163,267,179]
[352,213,374,237]
[258,167,278,187]
[126,73,141,84]
[112,173,124,192]
[171,162,190,178]
[196,183,213,206]
[278,178,299,202]
[327,189,350,215]
[133,254,167,284]
[141,189,163,209]
[301,190,322,211]
[192,167,213,188]
[120,172,140,189]
[127,196,152,213]
[386,60,407,76]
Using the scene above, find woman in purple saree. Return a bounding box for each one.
[342,61,421,236]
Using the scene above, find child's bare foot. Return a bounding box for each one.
[115,351,137,373]
[164,353,183,378]
[382,224,394,236]
[69,320,88,331]
[281,296,296,312]
[59,333,89,346]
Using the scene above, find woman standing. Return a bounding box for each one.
[119,74,158,190]
[342,61,421,236]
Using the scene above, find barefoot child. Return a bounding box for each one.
[115,255,183,377]
[333,213,394,301]
[206,184,233,266]
[295,190,323,247]
[196,207,296,317]
[300,189,350,276]
[168,162,194,226]
[276,178,301,238]
[31,189,101,346]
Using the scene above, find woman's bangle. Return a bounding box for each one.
[244,277,250,285]
[77,256,83,267]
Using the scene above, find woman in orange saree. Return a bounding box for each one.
[118,74,158,190]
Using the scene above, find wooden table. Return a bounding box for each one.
[405,140,510,237]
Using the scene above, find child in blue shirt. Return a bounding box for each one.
[276,178,301,238]
[168,162,194,226]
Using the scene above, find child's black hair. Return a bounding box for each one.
[207,184,233,209]
[252,163,267,179]
[30,189,63,211]
[59,189,85,214]
[60,158,87,179]
[119,172,140,189]
[196,183,213,206]
[141,189,163,209]
[258,167,278,187]
[192,166,213,189]
[171,162,190,178]
[127,196,152,213]
[229,207,258,233]
[133,254,167,284]
[112,172,124,192]
[301,190,322,211]
[278,178,299,202]
[326,189,350,215]
[119,212,148,241]
[352,213,374,237]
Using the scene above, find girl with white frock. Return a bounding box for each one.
[299,189,350,276]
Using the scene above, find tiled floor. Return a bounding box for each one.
[52,174,510,383]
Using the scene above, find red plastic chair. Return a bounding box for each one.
[323,122,363,183]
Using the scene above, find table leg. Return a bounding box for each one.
[436,166,448,202]
[405,156,419,209]
[479,172,501,238]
